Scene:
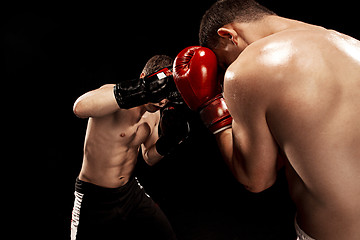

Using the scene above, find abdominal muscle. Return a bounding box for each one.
[78,113,152,188]
[79,148,139,188]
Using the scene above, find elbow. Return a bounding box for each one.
[143,156,156,167]
[242,176,276,193]
[142,150,162,167]
[142,152,153,166]
[73,98,89,119]
[145,160,155,167]
[244,182,273,193]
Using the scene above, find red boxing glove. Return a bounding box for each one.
[173,46,232,134]
[199,94,233,134]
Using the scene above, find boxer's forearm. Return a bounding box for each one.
[73,84,120,118]
[215,129,255,191]
[142,144,163,166]
[216,128,276,192]
[215,128,237,176]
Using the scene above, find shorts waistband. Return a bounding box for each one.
[75,176,137,196]
[295,216,316,240]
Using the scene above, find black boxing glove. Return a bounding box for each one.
[155,105,190,156]
[114,67,183,109]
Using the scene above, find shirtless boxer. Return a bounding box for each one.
[173,0,360,239]
[71,55,187,240]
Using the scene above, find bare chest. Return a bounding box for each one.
[117,121,152,147]
[114,111,158,147]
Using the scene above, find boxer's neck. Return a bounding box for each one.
[234,16,320,44]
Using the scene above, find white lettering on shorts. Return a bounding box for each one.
[71,191,84,240]
[135,177,151,198]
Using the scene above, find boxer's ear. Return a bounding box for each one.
[217,26,238,46]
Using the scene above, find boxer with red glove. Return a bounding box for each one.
[173,46,232,134]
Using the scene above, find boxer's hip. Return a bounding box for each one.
[295,216,316,240]
[71,176,152,239]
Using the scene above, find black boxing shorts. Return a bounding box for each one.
[70,177,176,240]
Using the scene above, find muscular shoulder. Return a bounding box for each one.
[223,37,286,111]
[228,31,314,77]
[224,29,330,104]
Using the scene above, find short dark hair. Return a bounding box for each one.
[199,0,276,48]
[142,55,173,76]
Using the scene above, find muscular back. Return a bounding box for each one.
[266,29,360,239]
[226,28,360,239]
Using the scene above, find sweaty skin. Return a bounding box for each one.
[73,83,168,188]
[214,16,360,239]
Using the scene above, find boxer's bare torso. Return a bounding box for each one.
[259,28,360,239]
[74,84,165,188]
[217,17,360,239]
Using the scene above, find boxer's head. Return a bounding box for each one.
[140,55,173,112]
[141,55,173,78]
[199,0,276,69]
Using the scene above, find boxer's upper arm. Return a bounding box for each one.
[73,84,119,118]
[141,112,163,166]
[224,59,279,193]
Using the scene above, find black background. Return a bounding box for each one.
[4,1,358,239]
